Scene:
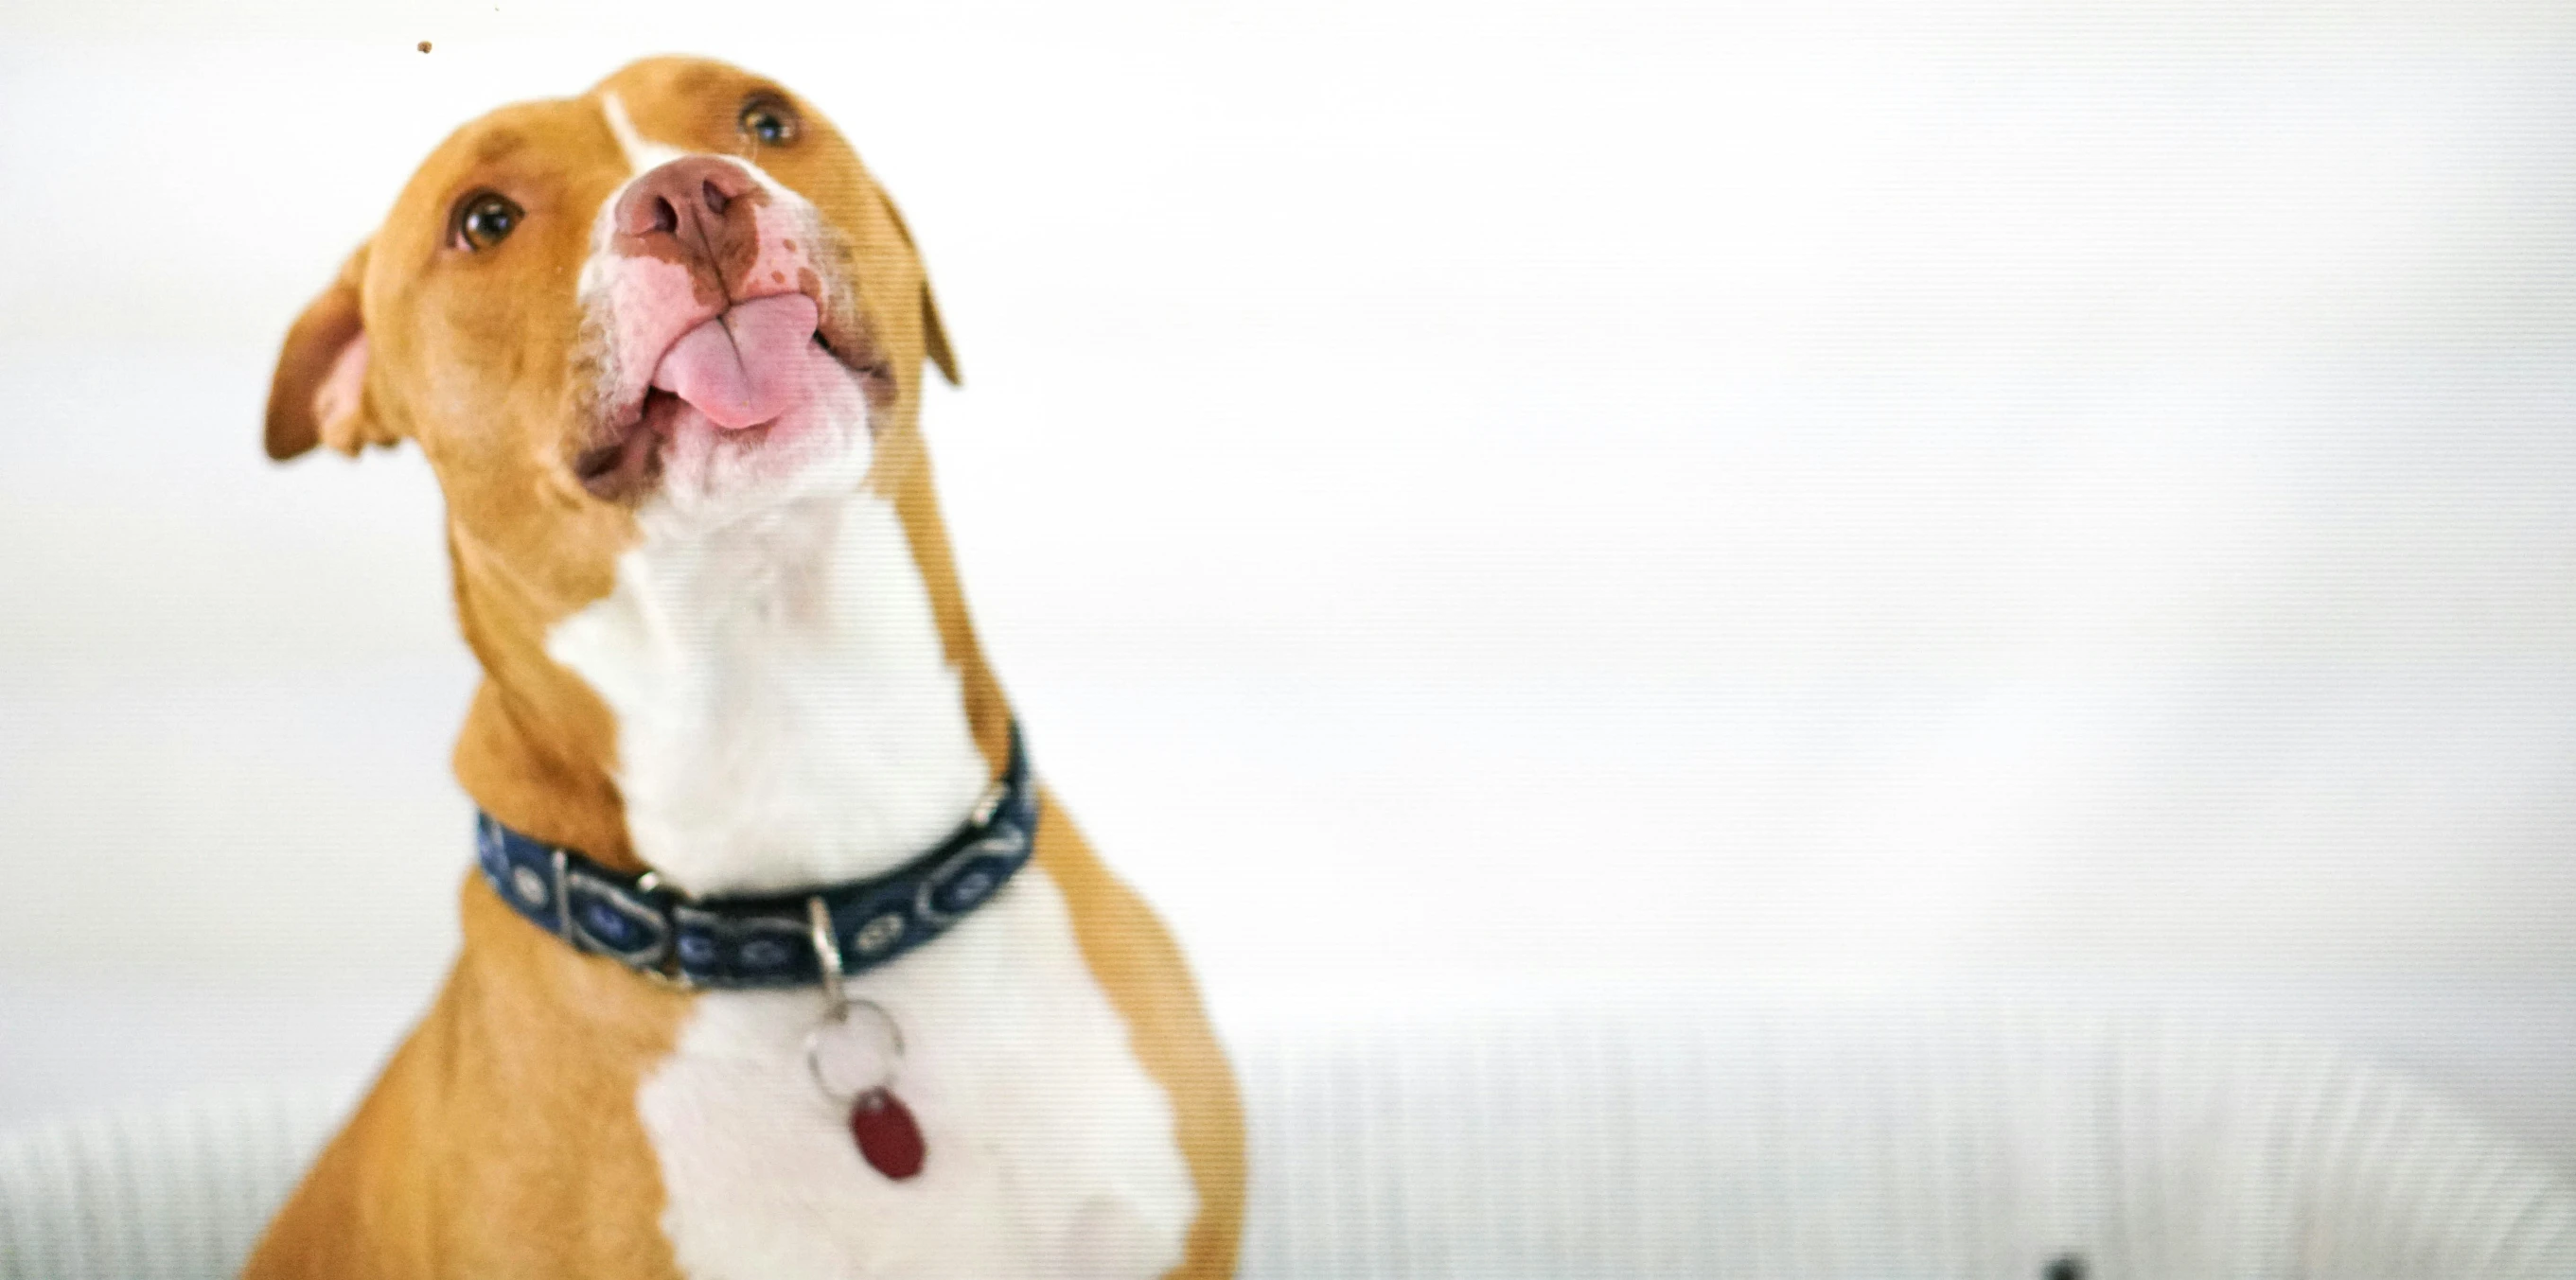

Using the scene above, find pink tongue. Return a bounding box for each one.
[649,293,828,430]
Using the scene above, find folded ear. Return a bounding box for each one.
[921,282,961,389]
[265,243,395,461]
[873,190,961,388]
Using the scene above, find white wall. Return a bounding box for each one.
[2,0,2571,1166]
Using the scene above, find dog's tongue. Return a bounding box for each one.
[649,293,827,430]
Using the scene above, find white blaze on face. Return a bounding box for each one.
[601,91,686,173]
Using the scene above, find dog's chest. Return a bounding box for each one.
[637,867,1196,1280]
[546,488,1193,1274]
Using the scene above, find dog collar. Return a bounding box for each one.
[474,726,1038,990]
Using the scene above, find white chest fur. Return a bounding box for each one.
[638,869,1196,1280]
[546,486,1194,1277]
[549,488,992,897]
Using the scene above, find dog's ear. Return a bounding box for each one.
[921,281,961,389]
[265,242,396,461]
[873,190,961,388]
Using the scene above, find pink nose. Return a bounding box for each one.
[611,155,759,248]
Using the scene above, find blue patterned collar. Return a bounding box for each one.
[474,726,1038,990]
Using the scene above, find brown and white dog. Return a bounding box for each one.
[244,57,1243,1280]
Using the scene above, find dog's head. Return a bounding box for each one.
[267,59,997,856]
[267,54,958,585]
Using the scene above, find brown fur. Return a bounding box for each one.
[245,57,1242,1279]
[1036,798,1248,1278]
[247,884,692,1279]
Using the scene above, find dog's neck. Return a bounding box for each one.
[451,469,1012,899]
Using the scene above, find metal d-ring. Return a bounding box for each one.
[803,896,905,1104]
[806,896,847,1008]
[550,848,575,948]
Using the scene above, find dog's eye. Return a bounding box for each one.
[452,191,523,252]
[738,94,799,147]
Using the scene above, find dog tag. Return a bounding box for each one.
[850,1087,926,1180]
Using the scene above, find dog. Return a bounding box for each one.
[243,57,1243,1280]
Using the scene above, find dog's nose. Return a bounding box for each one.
[612,155,759,246]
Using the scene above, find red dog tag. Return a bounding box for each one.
[851,1087,926,1180]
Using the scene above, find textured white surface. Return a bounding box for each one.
[0,1078,352,1280]
[1236,1000,2576,1277]
[6,1005,2573,1279]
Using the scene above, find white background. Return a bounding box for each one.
[2,0,2571,1169]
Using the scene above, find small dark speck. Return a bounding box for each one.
[2042,1255,2087,1280]
[417,40,432,53]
